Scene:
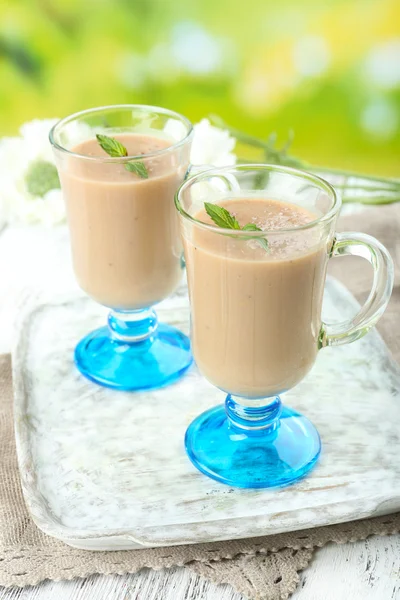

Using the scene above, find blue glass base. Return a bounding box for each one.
[75,321,192,391]
[185,400,321,489]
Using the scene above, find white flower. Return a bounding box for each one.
[191,118,236,166]
[20,119,59,163]
[164,117,236,167]
[0,118,65,227]
[163,118,188,142]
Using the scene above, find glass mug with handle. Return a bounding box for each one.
[50,105,194,391]
[175,164,394,489]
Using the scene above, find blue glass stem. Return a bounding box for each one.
[108,308,158,344]
[75,306,192,391]
[185,393,321,488]
[226,394,282,435]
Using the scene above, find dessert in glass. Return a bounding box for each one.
[175,164,394,488]
[50,105,193,390]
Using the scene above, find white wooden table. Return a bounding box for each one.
[0,226,399,600]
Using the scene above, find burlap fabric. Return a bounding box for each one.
[0,204,399,600]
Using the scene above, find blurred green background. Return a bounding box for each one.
[0,0,399,175]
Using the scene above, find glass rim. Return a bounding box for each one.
[49,104,194,163]
[175,163,341,236]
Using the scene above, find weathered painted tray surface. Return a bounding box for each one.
[13,278,400,550]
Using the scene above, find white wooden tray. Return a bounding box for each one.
[13,277,400,550]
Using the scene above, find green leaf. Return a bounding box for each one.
[96,134,148,178]
[242,222,269,252]
[25,160,60,198]
[204,203,269,252]
[242,223,260,231]
[254,237,269,252]
[96,134,128,157]
[204,202,241,230]
[125,161,149,178]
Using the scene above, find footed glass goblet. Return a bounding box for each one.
[50,105,193,390]
[175,164,394,488]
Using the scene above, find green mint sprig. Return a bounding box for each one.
[204,202,269,252]
[124,161,149,178]
[96,134,148,179]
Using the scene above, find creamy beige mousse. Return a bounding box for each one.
[183,198,328,398]
[59,133,187,309]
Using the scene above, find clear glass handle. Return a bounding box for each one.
[186,164,240,190]
[320,231,394,347]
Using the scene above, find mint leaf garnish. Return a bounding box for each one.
[96,134,128,157]
[242,223,260,231]
[204,202,241,230]
[125,161,149,179]
[204,202,269,252]
[242,222,269,251]
[96,134,148,178]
